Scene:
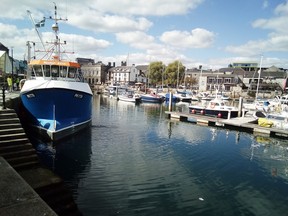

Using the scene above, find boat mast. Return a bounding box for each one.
[255,55,263,100]
[176,60,179,89]
[48,2,68,60]
[199,65,203,92]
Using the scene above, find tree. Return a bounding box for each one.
[165,60,185,87]
[148,61,165,86]
[185,76,198,89]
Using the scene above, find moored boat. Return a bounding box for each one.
[118,90,141,103]
[164,92,179,102]
[188,97,246,119]
[174,92,193,102]
[20,4,93,141]
[140,92,164,103]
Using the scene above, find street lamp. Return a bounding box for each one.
[11,47,14,90]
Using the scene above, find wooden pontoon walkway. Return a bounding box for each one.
[165,111,288,138]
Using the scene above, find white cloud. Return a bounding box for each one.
[160,28,215,49]
[69,12,153,33]
[226,1,288,57]
[116,31,155,46]
[85,0,204,16]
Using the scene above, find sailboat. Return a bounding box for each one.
[243,55,273,112]
[173,61,193,102]
[20,4,93,141]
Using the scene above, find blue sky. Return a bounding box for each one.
[1,0,288,70]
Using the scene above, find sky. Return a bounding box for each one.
[1,0,288,70]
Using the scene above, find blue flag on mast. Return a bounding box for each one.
[35,19,45,28]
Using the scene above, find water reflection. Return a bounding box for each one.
[249,135,288,180]
[28,126,93,193]
[28,95,288,216]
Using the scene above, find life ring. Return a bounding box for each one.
[210,102,215,108]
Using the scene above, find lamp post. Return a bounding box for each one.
[11,47,14,90]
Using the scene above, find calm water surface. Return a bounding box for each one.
[31,95,288,216]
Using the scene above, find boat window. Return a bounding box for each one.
[51,65,59,78]
[68,67,77,78]
[43,65,51,77]
[33,65,43,77]
[60,66,68,78]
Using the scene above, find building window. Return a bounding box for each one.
[224,78,231,83]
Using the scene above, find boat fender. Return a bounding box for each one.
[19,79,26,89]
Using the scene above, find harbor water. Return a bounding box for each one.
[28,95,288,216]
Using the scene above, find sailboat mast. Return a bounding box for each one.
[255,55,263,100]
[176,60,179,89]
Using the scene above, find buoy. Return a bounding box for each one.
[217,113,222,118]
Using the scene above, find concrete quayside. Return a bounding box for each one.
[0,106,83,215]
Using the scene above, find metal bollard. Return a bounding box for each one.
[2,86,6,109]
[169,92,173,111]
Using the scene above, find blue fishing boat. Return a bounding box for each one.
[20,4,93,141]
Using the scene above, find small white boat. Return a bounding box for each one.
[275,94,288,105]
[189,97,246,119]
[257,111,288,130]
[216,92,230,100]
[118,90,141,103]
[174,93,193,102]
[198,92,214,101]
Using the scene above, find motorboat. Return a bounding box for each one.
[198,92,214,101]
[275,94,288,105]
[140,92,164,103]
[174,92,193,102]
[164,92,179,103]
[118,90,141,103]
[188,97,246,119]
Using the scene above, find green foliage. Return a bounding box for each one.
[165,60,185,87]
[148,61,165,85]
[185,76,198,88]
[147,60,186,87]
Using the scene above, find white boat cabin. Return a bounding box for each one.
[28,59,83,81]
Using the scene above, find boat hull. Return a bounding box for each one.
[188,106,241,119]
[20,82,92,141]
[141,95,164,103]
[118,95,141,103]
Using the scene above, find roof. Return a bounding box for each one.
[264,65,285,72]
[0,50,6,57]
[135,65,148,71]
[109,66,131,73]
[29,59,80,68]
